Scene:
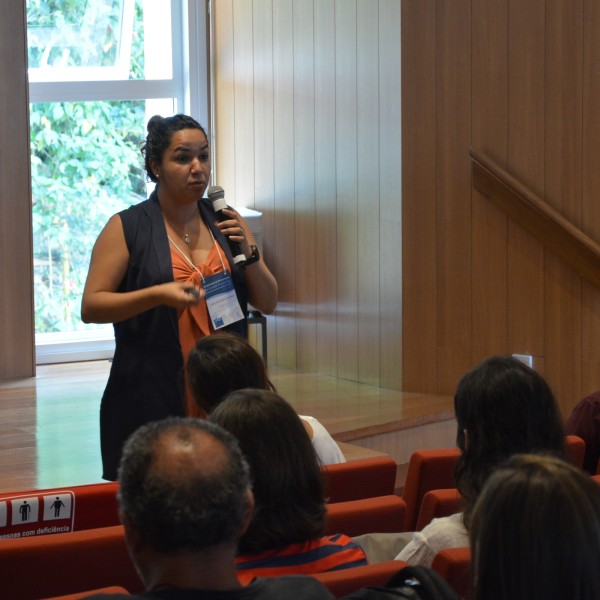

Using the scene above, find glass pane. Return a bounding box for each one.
[30,99,174,335]
[27,0,172,82]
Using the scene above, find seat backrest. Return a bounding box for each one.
[416,488,463,531]
[0,482,120,537]
[0,525,143,599]
[326,495,407,537]
[564,434,585,469]
[43,586,131,599]
[431,547,471,600]
[402,448,460,531]
[312,560,406,597]
[322,455,397,503]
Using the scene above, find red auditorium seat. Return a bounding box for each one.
[431,547,471,599]
[322,455,397,503]
[312,560,406,597]
[402,448,460,531]
[326,495,407,536]
[415,488,463,531]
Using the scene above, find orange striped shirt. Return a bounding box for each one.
[235,534,368,584]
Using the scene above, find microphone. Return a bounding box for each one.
[207,185,246,265]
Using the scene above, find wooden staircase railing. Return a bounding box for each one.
[470,148,600,289]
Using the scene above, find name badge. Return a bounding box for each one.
[202,271,245,329]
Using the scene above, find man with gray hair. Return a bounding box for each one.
[87,417,334,599]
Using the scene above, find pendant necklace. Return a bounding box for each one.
[165,218,192,244]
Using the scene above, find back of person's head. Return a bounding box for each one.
[187,332,275,414]
[470,453,600,600]
[209,389,326,554]
[454,355,565,522]
[118,417,251,554]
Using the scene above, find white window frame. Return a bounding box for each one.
[32,0,210,364]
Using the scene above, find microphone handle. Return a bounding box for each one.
[213,206,247,265]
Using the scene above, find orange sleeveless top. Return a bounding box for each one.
[170,241,232,418]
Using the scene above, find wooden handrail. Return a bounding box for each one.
[470,148,600,289]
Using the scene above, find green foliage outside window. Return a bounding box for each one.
[30,101,146,333]
[29,0,149,333]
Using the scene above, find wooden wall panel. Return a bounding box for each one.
[335,0,359,380]
[471,0,509,364]
[401,0,600,412]
[293,0,317,372]
[232,0,255,206]
[212,0,236,196]
[401,0,437,393]
[0,2,35,379]
[314,0,338,377]
[543,0,583,414]
[506,0,545,360]
[252,0,277,357]
[272,0,297,367]
[378,0,402,389]
[581,0,600,397]
[357,0,381,385]
[212,0,403,386]
[435,0,473,394]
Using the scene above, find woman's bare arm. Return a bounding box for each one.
[81,214,201,324]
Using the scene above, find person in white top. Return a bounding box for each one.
[187,331,345,465]
[396,355,566,567]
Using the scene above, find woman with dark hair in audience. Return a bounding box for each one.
[395,355,566,567]
[187,331,345,464]
[470,453,600,600]
[209,388,366,582]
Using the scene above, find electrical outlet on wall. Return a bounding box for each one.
[512,353,533,368]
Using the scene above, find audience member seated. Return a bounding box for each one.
[84,417,335,599]
[187,332,345,465]
[565,390,600,473]
[469,453,600,600]
[209,389,368,583]
[395,355,565,567]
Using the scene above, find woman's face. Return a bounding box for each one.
[153,128,210,203]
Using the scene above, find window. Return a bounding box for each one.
[27,0,209,363]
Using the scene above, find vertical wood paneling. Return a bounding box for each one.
[357,0,381,384]
[581,0,600,398]
[314,0,338,376]
[293,0,318,371]
[232,0,255,206]
[378,0,402,389]
[212,0,402,387]
[212,0,236,195]
[435,0,473,394]
[506,0,546,359]
[397,0,600,411]
[471,0,509,363]
[252,0,277,357]
[335,0,359,380]
[0,1,35,379]
[543,0,583,414]
[401,0,437,393]
[272,0,297,367]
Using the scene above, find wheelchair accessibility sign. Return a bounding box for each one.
[0,491,74,538]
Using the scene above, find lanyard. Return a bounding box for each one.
[167,228,226,282]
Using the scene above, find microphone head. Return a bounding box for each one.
[207,185,224,200]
